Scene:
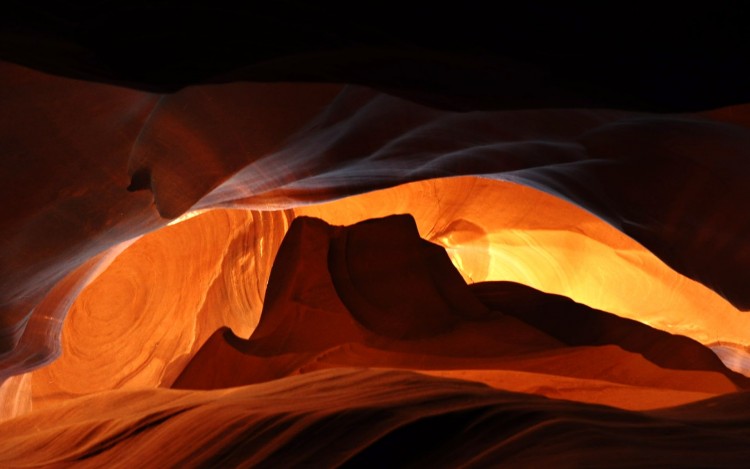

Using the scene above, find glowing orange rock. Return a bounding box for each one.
[173,215,745,413]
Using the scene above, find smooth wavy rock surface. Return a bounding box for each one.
[3,369,750,468]
[709,343,750,376]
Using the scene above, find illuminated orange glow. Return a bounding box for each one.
[297,177,747,344]
[27,176,748,411]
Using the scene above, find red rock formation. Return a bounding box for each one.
[2,214,750,466]
[2,8,750,463]
[27,178,749,413]
[3,369,750,467]
[3,61,750,386]
[174,215,746,405]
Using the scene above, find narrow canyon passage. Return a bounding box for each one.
[2,6,750,464]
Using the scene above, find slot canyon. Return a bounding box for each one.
[2,4,750,467]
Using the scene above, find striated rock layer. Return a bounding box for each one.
[3,369,750,468]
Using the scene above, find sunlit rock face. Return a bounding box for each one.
[2,214,750,467]
[3,61,750,391]
[24,177,750,413]
[173,214,746,397]
[2,6,750,464]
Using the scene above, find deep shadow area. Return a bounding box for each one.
[2,3,749,112]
